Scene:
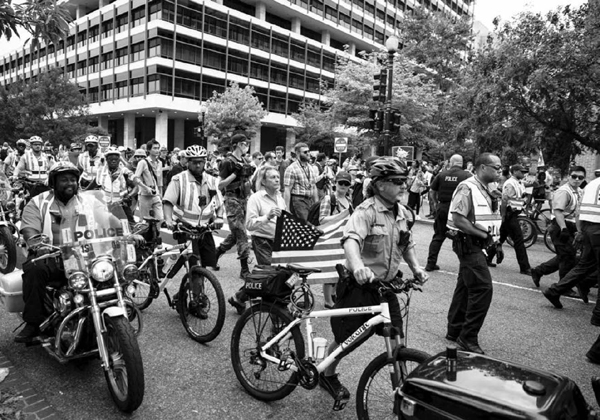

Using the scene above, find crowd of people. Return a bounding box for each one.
[7,133,600,404]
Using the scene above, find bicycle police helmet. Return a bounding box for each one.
[84,135,99,144]
[70,142,82,150]
[369,158,408,181]
[48,161,80,187]
[185,145,207,159]
[29,136,43,144]
[16,139,28,147]
[104,147,121,157]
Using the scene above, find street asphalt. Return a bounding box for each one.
[1,207,599,419]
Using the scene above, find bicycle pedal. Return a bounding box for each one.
[277,359,291,371]
[332,397,348,411]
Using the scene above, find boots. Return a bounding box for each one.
[214,247,224,271]
[240,258,250,280]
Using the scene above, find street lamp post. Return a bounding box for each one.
[199,103,207,147]
[383,35,399,156]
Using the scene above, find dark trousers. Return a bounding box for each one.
[548,222,600,317]
[177,233,216,268]
[447,249,493,344]
[536,222,577,279]
[588,334,600,360]
[426,202,450,266]
[499,211,530,271]
[251,236,273,265]
[290,195,314,221]
[22,258,66,325]
[407,191,421,214]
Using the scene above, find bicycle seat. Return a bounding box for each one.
[287,264,321,274]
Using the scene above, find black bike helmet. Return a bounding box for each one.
[48,161,81,187]
[369,158,408,181]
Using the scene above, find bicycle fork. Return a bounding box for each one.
[382,323,405,416]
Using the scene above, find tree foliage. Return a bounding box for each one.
[464,3,600,172]
[0,68,90,145]
[0,0,71,47]
[202,82,267,149]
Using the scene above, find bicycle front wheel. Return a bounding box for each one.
[356,348,431,420]
[177,267,225,343]
[534,209,552,234]
[506,217,537,248]
[544,229,556,253]
[231,303,305,401]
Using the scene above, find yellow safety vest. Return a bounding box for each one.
[555,183,581,223]
[503,177,526,211]
[96,166,128,203]
[24,150,52,182]
[36,191,89,245]
[171,171,221,226]
[78,152,105,178]
[579,177,600,223]
[447,177,503,242]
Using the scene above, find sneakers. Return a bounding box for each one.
[228,296,245,315]
[240,267,250,280]
[319,373,350,402]
[189,299,209,320]
[14,323,40,344]
[456,337,485,355]
[425,264,440,272]
[543,288,563,309]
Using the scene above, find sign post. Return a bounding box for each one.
[98,136,111,152]
[334,137,348,166]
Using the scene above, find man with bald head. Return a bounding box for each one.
[425,154,472,271]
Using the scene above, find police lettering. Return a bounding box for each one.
[445,176,458,182]
[74,227,124,240]
[245,282,262,290]
[349,307,373,313]
[341,323,370,348]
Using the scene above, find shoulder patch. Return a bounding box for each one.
[356,198,375,210]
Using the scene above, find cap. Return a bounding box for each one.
[230,134,250,146]
[178,150,187,158]
[134,149,146,157]
[336,171,352,183]
[511,164,527,173]
[118,146,126,152]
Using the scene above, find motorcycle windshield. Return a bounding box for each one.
[59,191,135,277]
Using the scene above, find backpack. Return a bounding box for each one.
[307,194,337,226]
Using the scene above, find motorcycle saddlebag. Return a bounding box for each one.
[0,269,24,313]
[398,351,592,420]
[243,265,294,301]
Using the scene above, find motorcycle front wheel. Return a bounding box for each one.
[0,225,16,274]
[177,267,225,343]
[103,315,145,413]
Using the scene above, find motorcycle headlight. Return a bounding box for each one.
[122,264,139,282]
[68,272,88,290]
[91,260,114,282]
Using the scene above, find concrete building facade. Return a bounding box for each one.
[0,0,474,152]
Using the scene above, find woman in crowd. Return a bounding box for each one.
[407,160,425,218]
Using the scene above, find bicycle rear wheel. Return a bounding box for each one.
[544,230,556,253]
[534,209,552,234]
[177,267,225,343]
[356,348,431,420]
[506,217,537,248]
[231,302,305,401]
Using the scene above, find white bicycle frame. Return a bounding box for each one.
[134,242,192,293]
[258,301,400,374]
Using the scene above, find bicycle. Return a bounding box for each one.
[127,220,226,343]
[505,215,537,248]
[230,264,431,419]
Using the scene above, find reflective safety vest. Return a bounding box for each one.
[503,177,526,211]
[96,165,128,203]
[555,183,581,223]
[447,176,503,242]
[579,177,600,223]
[171,171,222,226]
[24,150,52,182]
[78,152,105,178]
[35,191,89,246]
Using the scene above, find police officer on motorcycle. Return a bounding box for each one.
[13,135,54,198]
[78,135,105,189]
[15,162,81,343]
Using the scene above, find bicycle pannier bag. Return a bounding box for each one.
[244,265,295,300]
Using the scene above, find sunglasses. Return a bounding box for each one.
[570,175,585,180]
[301,151,310,154]
[485,164,502,171]
[337,181,351,186]
[387,178,407,186]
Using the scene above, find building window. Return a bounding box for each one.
[250,58,269,82]
[101,51,113,70]
[364,2,375,17]
[160,75,172,95]
[115,47,128,66]
[265,12,291,31]
[89,25,99,43]
[132,6,146,27]
[203,44,226,71]
[67,63,75,78]
[205,10,227,38]
[270,62,287,85]
[272,34,289,58]
[67,35,75,51]
[77,60,87,77]
[228,52,248,76]
[77,30,87,46]
[174,77,200,99]
[307,46,321,67]
[229,17,250,45]
[339,13,350,29]
[323,51,335,72]
[290,40,305,63]
[161,39,174,59]
[149,0,162,20]
[325,5,337,22]
[310,0,324,15]
[251,26,270,51]
[130,77,144,96]
[89,56,99,74]
[175,41,198,65]
[115,81,127,99]
[102,20,113,38]
[147,74,160,93]
[88,87,99,102]
[116,14,128,33]
[162,1,175,23]
[269,90,287,113]
[148,38,161,57]
[289,68,304,89]
[352,18,362,33]
[131,42,145,62]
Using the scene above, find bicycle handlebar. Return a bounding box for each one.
[376,277,426,294]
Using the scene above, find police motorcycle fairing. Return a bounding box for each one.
[6,191,144,413]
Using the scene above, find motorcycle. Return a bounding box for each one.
[0,172,19,273]
[0,190,145,413]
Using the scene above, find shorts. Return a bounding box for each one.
[138,195,164,220]
[330,281,403,345]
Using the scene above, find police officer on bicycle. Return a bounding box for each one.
[320,158,428,405]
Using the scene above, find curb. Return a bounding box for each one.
[0,351,63,420]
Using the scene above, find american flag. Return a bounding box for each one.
[271,210,349,284]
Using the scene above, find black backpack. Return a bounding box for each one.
[307,194,337,226]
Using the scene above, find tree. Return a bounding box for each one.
[0,0,71,47]
[201,82,267,150]
[464,3,600,172]
[0,68,90,145]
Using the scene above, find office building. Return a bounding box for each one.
[0,0,474,151]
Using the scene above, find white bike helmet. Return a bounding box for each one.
[84,135,99,144]
[104,147,121,157]
[29,136,43,144]
[16,139,28,147]
[185,145,207,159]
[48,161,80,187]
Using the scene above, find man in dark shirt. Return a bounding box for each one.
[425,154,472,271]
[165,150,187,187]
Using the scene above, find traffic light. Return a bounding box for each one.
[373,69,387,103]
[369,109,377,130]
[390,112,401,133]
[194,126,205,138]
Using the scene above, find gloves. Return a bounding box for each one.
[127,234,146,247]
[496,244,504,264]
[559,228,571,243]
